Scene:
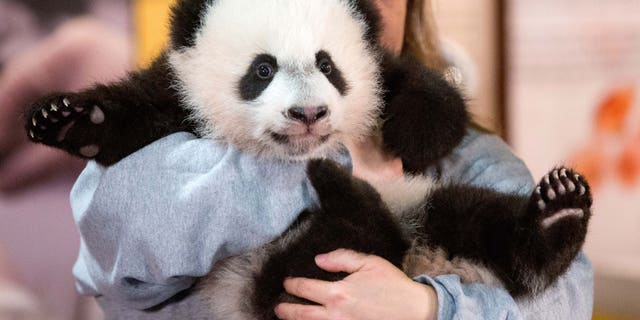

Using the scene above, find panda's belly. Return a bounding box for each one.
[366,173,436,215]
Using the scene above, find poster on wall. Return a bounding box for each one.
[507,0,640,280]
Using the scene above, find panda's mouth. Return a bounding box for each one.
[270,132,331,145]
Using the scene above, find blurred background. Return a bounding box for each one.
[0,0,638,319]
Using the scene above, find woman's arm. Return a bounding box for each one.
[70,132,350,310]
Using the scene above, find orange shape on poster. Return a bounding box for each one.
[617,139,640,187]
[594,86,635,135]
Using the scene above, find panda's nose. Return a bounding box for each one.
[287,106,329,125]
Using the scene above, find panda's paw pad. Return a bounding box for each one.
[28,95,104,146]
[532,167,592,230]
[79,145,101,158]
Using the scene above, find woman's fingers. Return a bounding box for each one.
[283,277,336,306]
[274,303,329,320]
[315,249,371,274]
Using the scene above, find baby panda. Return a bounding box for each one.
[25,0,592,318]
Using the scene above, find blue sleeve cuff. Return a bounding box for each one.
[413,274,523,320]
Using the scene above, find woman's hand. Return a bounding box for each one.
[275,249,438,320]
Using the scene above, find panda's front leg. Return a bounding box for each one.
[380,54,468,174]
[26,85,192,166]
[25,53,193,166]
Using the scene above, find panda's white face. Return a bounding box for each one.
[169,0,382,160]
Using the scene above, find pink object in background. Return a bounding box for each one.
[0,176,81,320]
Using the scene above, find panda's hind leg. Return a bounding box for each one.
[519,167,592,292]
[419,168,592,296]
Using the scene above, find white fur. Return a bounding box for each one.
[541,208,584,229]
[169,0,381,160]
[368,174,436,215]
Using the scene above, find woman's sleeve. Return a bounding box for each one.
[69,132,349,310]
[417,129,594,319]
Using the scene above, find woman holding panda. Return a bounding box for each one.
[275,1,593,319]
[1,0,593,319]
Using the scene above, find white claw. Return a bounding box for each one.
[567,180,576,192]
[552,170,560,180]
[29,130,35,139]
[575,174,581,180]
[538,199,546,211]
[544,175,550,185]
[41,109,48,118]
[547,188,557,200]
[536,186,542,195]
[90,106,105,124]
[63,98,70,107]
[50,103,58,112]
[579,185,586,196]
[560,168,567,177]
[32,117,37,126]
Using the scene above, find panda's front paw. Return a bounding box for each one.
[26,94,105,159]
[528,167,592,247]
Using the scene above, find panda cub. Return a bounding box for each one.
[25,0,592,318]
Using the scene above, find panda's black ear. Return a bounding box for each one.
[169,0,215,49]
[345,0,383,47]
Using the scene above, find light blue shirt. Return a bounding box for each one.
[70,130,593,319]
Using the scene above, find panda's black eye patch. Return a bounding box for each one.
[316,50,348,96]
[238,54,278,101]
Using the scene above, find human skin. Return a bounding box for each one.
[275,1,440,319]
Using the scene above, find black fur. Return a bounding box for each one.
[345,0,383,48]
[169,0,215,49]
[316,51,349,96]
[380,53,469,174]
[238,54,279,101]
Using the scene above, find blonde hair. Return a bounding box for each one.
[403,0,447,73]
